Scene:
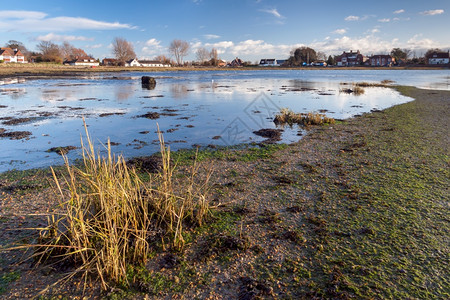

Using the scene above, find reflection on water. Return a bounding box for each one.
[170,84,189,98]
[0,69,448,171]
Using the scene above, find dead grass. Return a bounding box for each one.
[7,120,212,292]
[274,108,335,127]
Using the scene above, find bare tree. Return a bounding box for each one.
[210,48,218,60]
[112,37,136,64]
[155,55,172,65]
[169,39,190,66]
[196,47,210,63]
[60,42,88,61]
[36,41,62,63]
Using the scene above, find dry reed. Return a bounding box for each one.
[28,121,212,290]
[274,108,335,126]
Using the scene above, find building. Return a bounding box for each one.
[259,59,285,66]
[0,48,27,63]
[125,58,140,67]
[366,55,395,67]
[138,60,171,67]
[229,57,243,67]
[102,58,118,66]
[65,56,99,66]
[427,51,450,64]
[335,50,367,66]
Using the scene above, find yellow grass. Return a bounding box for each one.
[274,108,335,126]
[28,120,212,290]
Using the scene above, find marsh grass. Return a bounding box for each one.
[16,121,212,291]
[274,108,335,127]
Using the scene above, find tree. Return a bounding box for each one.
[390,48,411,62]
[169,39,190,66]
[60,42,88,61]
[288,47,317,66]
[327,55,335,66]
[36,41,62,63]
[112,37,136,64]
[317,51,327,61]
[196,47,210,63]
[155,55,172,65]
[209,48,219,66]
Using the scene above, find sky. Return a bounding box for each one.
[1,0,449,62]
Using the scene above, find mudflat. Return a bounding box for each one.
[0,86,448,298]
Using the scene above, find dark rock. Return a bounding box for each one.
[46,146,77,155]
[141,76,156,90]
[252,128,283,143]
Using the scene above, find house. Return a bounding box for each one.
[125,58,140,67]
[138,60,171,67]
[65,56,99,66]
[217,60,227,67]
[229,57,243,67]
[102,58,119,66]
[427,51,450,64]
[366,55,395,67]
[0,48,27,63]
[335,50,367,66]
[259,59,285,66]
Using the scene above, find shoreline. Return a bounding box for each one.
[1,64,449,79]
[0,85,449,298]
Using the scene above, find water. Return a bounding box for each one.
[0,69,448,172]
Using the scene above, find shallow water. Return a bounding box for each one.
[0,69,448,171]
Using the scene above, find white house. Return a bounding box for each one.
[259,59,285,66]
[0,48,27,63]
[428,51,450,64]
[66,56,99,66]
[125,58,140,67]
[138,60,171,67]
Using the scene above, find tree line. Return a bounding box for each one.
[1,38,447,66]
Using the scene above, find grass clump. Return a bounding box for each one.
[27,122,212,290]
[274,108,335,127]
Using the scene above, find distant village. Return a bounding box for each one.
[1,39,449,68]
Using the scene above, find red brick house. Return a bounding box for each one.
[0,47,27,63]
[366,55,395,66]
[335,50,367,66]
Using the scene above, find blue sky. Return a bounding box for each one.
[1,0,449,61]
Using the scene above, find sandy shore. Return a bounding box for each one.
[0,85,448,298]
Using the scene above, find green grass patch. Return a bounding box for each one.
[0,271,20,294]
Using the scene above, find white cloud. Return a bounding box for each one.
[345,15,360,21]
[333,29,347,35]
[205,41,234,49]
[141,38,164,56]
[85,44,103,49]
[393,9,405,14]
[260,8,284,19]
[145,38,162,47]
[378,18,390,22]
[420,9,444,16]
[0,10,135,32]
[203,34,220,40]
[0,10,46,19]
[36,33,94,42]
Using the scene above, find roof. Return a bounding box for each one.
[429,52,450,59]
[138,60,166,64]
[0,47,15,56]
